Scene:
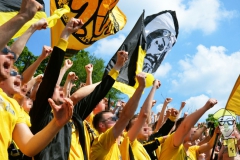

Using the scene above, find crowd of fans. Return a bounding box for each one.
[1,0,240,160]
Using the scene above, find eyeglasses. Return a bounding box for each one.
[101,116,118,123]
[10,70,23,80]
[1,47,17,60]
[219,120,234,126]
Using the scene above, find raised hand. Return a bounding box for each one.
[32,18,48,30]
[85,64,93,74]
[65,18,84,34]
[153,79,161,89]
[35,74,43,83]
[19,0,43,21]
[48,98,74,127]
[205,98,218,109]
[40,46,52,59]
[164,98,172,105]
[136,72,146,89]
[64,59,73,70]
[67,72,78,81]
[180,101,186,109]
[114,51,128,71]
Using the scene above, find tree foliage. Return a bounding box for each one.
[11,41,123,101]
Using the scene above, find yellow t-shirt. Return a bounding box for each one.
[119,133,151,160]
[0,88,26,160]
[131,139,151,160]
[68,120,84,160]
[158,132,186,160]
[90,127,121,160]
[23,111,31,127]
[187,145,200,160]
[86,112,99,136]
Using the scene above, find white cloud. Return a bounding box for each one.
[172,45,240,101]
[154,62,172,78]
[92,34,126,56]
[183,94,226,122]
[169,44,240,123]
[117,0,237,35]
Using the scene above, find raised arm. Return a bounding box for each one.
[56,59,73,85]
[63,72,78,98]
[154,98,172,132]
[128,79,160,142]
[10,18,48,60]
[30,18,84,132]
[85,63,93,85]
[22,45,52,84]
[29,75,43,101]
[0,0,42,50]
[112,73,146,139]
[173,98,218,147]
[198,127,221,154]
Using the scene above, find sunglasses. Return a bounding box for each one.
[101,116,118,122]
[1,47,17,60]
[219,120,234,126]
[10,70,23,80]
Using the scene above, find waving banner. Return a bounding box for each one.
[50,0,127,56]
[143,10,179,74]
[104,10,179,97]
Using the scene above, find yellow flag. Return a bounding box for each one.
[225,75,240,115]
[50,0,127,56]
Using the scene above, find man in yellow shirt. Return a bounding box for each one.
[91,72,147,160]
[158,98,218,160]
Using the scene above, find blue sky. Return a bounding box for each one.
[26,0,240,122]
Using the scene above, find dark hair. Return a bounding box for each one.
[92,110,111,131]
[126,114,139,131]
[172,117,185,133]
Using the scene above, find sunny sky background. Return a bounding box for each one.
[25,0,240,123]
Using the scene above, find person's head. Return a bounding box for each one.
[0,46,16,81]
[94,98,108,114]
[126,114,150,141]
[52,85,65,105]
[22,95,33,113]
[0,67,22,97]
[93,111,117,134]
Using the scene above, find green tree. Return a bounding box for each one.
[10,38,123,103]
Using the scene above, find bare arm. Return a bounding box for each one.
[10,18,48,60]
[22,46,52,84]
[63,72,78,98]
[198,127,221,154]
[70,82,100,106]
[178,102,186,119]
[0,0,42,50]
[128,79,160,142]
[154,98,172,132]
[56,59,73,85]
[85,64,93,85]
[13,97,73,157]
[173,98,218,147]
[112,72,145,139]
